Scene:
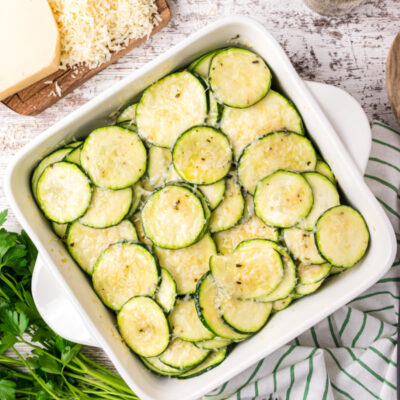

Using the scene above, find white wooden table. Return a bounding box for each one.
[1,0,399,372]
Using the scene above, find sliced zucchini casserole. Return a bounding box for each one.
[32,47,369,378]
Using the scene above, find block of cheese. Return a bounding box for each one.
[0,0,60,101]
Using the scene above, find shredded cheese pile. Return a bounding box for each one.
[48,0,161,69]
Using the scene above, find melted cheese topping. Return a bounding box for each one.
[169,298,214,341]
[159,338,209,369]
[79,186,132,228]
[209,48,271,108]
[67,220,137,274]
[155,234,216,294]
[211,244,283,299]
[297,172,340,230]
[173,127,232,185]
[214,215,278,254]
[118,297,169,357]
[82,126,147,189]
[142,186,206,249]
[254,171,313,228]
[209,178,244,232]
[93,242,158,310]
[316,206,369,267]
[283,228,325,264]
[136,71,207,147]
[238,132,317,194]
[221,90,303,158]
[37,162,92,223]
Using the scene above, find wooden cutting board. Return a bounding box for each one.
[2,0,170,116]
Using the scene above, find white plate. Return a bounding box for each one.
[5,17,396,400]
[31,80,372,347]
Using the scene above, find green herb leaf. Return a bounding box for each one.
[38,355,61,375]
[0,303,29,337]
[61,344,81,366]
[0,379,16,400]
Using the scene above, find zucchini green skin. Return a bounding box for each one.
[81,126,147,190]
[195,337,232,350]
[238,131,317,195]
[188,49,220,77]
[117,121,137,132]
[117,296,170,358]
[142,184,210,250]
[209,47,271,109]
[117,103,137,123]
[159,338,210,370]
[297,263,331,285]
[31,147,73,201]
[136,71,208,148]
[194,273,248,340]
[220,298,272,334]
[51,222,68,239]
[36,162,93,224]
[272,296,293,313]
[92,241,160,311]
[177,347,230,379]
[65,140,83,148]
[254,170,314,228]
[172,126,232,185]
[155,267,177,313]
[140,356,183,377]
[315,205,370,268]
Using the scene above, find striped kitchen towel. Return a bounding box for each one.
[205,121,399,400]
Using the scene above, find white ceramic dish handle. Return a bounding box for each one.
[31,81,371,347]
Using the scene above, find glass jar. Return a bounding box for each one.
[303,0,365,16]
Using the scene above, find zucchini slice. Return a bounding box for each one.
[93,242,159,310]
[172,126,232,185]
[238,131,317,194]
[154,234,216,295]
[81,126,147,190]
[283,228,325,264]
[117,103,137,123]
[209,48,271,108]
[189,50,219,77]
[220,90,304,157]
[147,146,172,188]
[155,268,177,313]
[195,273,248,340]
[165,164,182,184]
[31,147,73,199]
[297,172,340,231]
[67,220,138,274]
[64,145,82,165]
[210,239,284,299]
[141,356,182,376]
[231,239,295,302]
[330,266,345,275]
[37,162,92,224]
[254,170,313,228]
[199,180,226,210]
[159,338,209,370]
[195,337,232,350]
[295,281,323,297]
[79,187,133,228]
[131,212,153,248]
[207,92,222,127]
[209,177,244,233]
[213,215,278,255]
[118,296,169,357]
[297,263,331,285]
[178,347,228,379]
[219,293,272,334]
[117,121,137,132]
[169,298,214,342]
[52,222,68,239]
[142,185,210,249]
[272,296,293,312]
[65,140,83,148]
[315,205,369,268]
[136,71,208,147]
[315,160,336,183]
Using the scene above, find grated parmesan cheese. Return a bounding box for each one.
[47,0,161,69]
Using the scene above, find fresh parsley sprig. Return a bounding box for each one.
[0,210,139,400]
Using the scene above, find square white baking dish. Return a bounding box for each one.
[5,17,396,400]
